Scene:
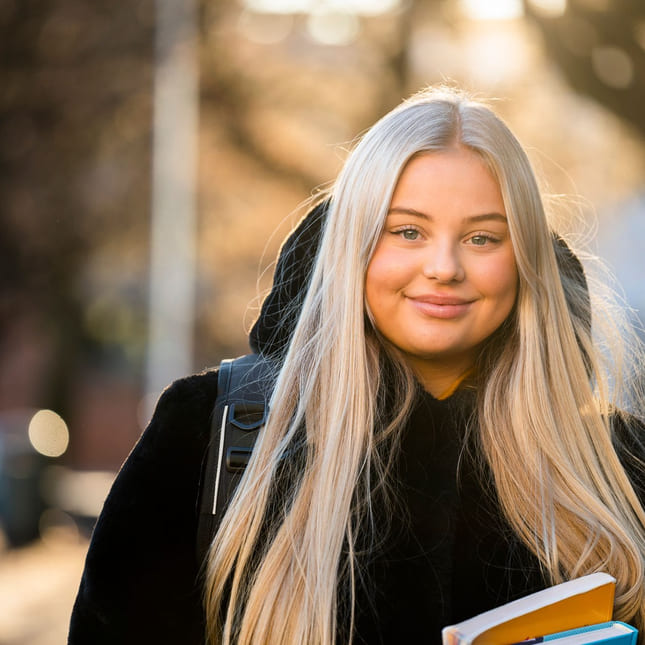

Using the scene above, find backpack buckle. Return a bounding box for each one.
[228,402,266,431]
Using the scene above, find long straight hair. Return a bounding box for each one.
[204,87,645,643]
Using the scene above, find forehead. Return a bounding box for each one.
[390,148,506,218]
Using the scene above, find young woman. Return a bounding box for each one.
[69,87,645,644]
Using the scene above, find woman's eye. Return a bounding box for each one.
[398,228,420,241]
[469,234,496,246]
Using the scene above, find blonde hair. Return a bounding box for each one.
[203,87,645,643]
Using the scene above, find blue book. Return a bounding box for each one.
[515,621,638,644]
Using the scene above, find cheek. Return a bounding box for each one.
[367,246,413,287]
[484,255,518,307]
[366,249,406,309]
[364,260,383,316]
[465,248,518,306]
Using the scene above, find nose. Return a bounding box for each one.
[422,240,465,283]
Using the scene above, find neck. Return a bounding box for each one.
[406,354,475,398]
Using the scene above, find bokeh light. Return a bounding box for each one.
[243,0,400,15]
[307,10,361,46]
[591,46,635,89]
[459,0,523,20]
[27,410,69,458]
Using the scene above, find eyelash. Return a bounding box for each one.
[467,233,501,246]
[392,226,422,241]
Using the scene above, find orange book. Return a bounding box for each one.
[442,573,616,644]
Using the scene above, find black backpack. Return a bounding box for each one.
[196,354,273,564]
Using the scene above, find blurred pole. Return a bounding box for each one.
[146,0,199,418]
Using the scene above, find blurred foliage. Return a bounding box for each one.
[524,0,645,137]
[0,0,153,412]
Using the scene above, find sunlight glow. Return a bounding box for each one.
[243,0,400,16]
[244,0,307,12]
[459,0,523,20]
[526,0,567,18]
[463,26,531,83]
[307,10,360,45]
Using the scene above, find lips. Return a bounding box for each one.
[407,293,475,319]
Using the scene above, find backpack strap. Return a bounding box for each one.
[196,354,273,566]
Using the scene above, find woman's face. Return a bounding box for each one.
[365,147,518,393]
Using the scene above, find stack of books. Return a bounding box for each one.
[442,572,638,644]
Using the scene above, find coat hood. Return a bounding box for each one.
[249,199,329,357]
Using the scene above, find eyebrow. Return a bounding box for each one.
[387,207,507,224]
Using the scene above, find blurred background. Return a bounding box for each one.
[2,0,645,642]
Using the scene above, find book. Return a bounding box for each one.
[515,621,637,644]
[442,572,619,644]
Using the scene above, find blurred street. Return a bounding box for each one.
[0,531,89,645]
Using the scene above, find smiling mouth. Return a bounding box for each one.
[407,295,474,319]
